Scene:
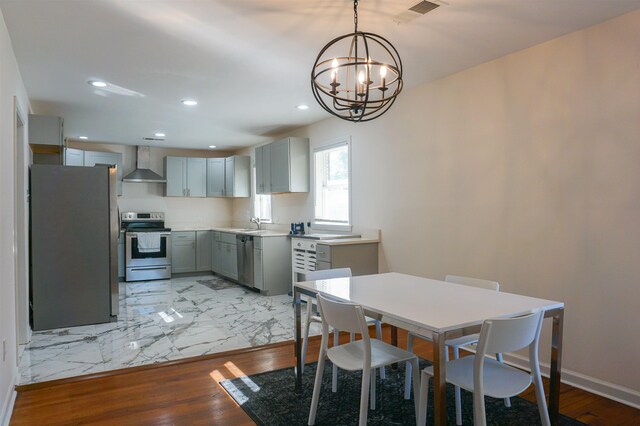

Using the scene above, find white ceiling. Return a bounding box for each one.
[2,0,639,150]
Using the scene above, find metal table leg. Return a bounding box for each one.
[549,308,564,425]
[294,289,303,391]
[432,331,447,426]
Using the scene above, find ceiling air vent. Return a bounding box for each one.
[409,1,440,14]
[393,0,442,24]
[143,137,164,142]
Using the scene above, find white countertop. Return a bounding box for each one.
[170,226,290,237]
[291,236,380,246]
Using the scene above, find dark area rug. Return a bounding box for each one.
[197,277,241,291]
[220,359,584,425]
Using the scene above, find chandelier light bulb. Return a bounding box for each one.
[380,66,387,78]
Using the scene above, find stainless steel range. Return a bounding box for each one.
[121,212,172,282]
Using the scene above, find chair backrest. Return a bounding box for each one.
[316,293,369,337]
[476,310,544,357]
[304,268,352,281]
[445,274,500,292]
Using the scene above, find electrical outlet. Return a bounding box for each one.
[2,339,6,362]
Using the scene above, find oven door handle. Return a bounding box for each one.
[128,232,172,238]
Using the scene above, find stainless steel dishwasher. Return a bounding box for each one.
[236,234,255,287]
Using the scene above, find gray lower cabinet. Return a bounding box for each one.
[253,236,291,295]
[213,232,238,280]
[315,243,379,276]
[172,231,196,273]
[212,232,221,272]
[196,231,212,271]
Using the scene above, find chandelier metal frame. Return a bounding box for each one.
[311,0,403,122]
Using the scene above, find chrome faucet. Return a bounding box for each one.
[250,217,262,230]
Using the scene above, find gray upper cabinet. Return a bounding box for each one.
[187,157,206,197]
[29,115,63,146]
[205,155,250,198]
[224,155,250,197]
[64,148,84,166]
[165,156,206,197]
[83,150,123,196]
[255,144,271,194]
[206,158,225,197]
[165,156,186,196]
[255,137,308,194]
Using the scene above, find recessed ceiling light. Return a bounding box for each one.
[182,99,198,106]
[89,80,107,88]
[296,105,309,110]
[208,145,217,149]
[155,133,166,137]
[78,136,88,140]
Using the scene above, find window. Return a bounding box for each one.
[314,139,350,228]
[253,168,272,222]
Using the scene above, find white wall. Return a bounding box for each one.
[234,10,640,397]
[67,142,235,229]
[0,8,30,423]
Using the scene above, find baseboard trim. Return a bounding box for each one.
[1,373,17,426]
[503,353,640,409]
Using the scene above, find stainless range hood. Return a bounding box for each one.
[123,146,166,183]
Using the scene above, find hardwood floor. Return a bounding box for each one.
[10,329,640,425]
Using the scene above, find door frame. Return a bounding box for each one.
[13,96,30,358]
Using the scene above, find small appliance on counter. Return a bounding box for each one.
[290,222,309,235]
[121,212,172,282]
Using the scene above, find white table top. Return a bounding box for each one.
[295,272,564,334]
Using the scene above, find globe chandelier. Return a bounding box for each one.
[311,0,403,122]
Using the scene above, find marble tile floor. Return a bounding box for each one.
[18,275,321,385]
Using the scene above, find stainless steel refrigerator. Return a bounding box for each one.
[30,164,119,330]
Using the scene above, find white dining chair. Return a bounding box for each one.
[300,268,385,392]
[404,274,510,424]
[308,294,420,426]
[418,310,549,426]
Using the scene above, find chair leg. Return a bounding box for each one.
[472,385,487,426]
[375,321,386,380]
[359,367,371,426]
[453,347,462,426]
[496,353,511,408]
[404,333,415,399]
[332,329,339,393]
[370,367,376,410]
[410,358,420,422]
[308,345,327,425]
[532,369,551,426]
[418,370,431,426]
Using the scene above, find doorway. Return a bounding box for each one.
[13,96,30,358]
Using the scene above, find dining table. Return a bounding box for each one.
[293,272,565,426]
